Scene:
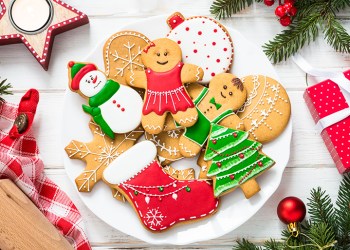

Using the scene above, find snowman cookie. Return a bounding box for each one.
[68,61,143,139]
[236,75,291,143]
[166,12,234,83]
[125,38,204,134]
[178,73,246,157]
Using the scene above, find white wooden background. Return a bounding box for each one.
[0,0,349,248]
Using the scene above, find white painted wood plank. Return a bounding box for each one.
[45,167,343,247]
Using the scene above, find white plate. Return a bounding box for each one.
[62,15,292,245]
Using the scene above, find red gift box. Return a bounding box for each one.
[304,70,350,174]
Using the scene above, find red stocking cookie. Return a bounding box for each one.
[166,12,234,83]
[125,38,204,134]
[103,141,219,232]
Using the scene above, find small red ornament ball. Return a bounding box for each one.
[277,196,306,224]
[289,6,298,16]
[264,0,275,6]
[280,16,292,26]
[283,2,294,12]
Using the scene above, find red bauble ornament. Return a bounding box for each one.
[275,5,286,17]
[280,16,292,26]
[277,196,306,236]
[264,0,275,6]
[289,6,298,16]
[283,2,294,12]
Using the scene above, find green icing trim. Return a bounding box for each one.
[82,105,115,139]
[193,87,209,105]
[89,80,120,107]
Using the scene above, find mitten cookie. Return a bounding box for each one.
[166,12,234,83]
[64,121,143,195]
[236,75,291,143]
[103,141,219,232]
[179,73,246,157]
[103,31,150,85]
[67,61,143,139]
[144,129,183,165]
[204,124,275,199]
[125,38,204,134]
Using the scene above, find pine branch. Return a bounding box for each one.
[334,174,350,249]
[263,239,284,250]
[308,222,336,249]
[210,0,262,19]
[0,78,13,102]
[307,187,334,225]
[323,12,350,54]
[234,239,262,250]
[263,13,321,63]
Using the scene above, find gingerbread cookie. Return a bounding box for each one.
[67,61,143,139]
[166,12,234,83]
[204,124,275,198]
[236,75,291,143]
[64,121,143,195]
[125,38,204,134]
[103,31,150,85]
[144,129,183,165]
[103,141,219,232]
[179,73,246,157]
[163,166,195,180]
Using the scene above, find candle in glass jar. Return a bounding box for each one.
[10,0,53,34]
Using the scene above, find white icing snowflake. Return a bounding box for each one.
[251,119,258,127]
[260,109,268,117]
[270,85,279,92]
[266,97,274,104]
[110,42,144,77]
[167,130,179,138]
[145,208,165,226]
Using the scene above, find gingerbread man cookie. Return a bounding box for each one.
[236,75,291,143]
[68,61,143,139]
[125,38,204,134]
[178,73,247,157]
[166,12,234,83]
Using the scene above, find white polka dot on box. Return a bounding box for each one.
[303,69,350,174]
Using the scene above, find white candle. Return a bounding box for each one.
[10,0,52,33]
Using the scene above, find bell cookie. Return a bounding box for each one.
[236,75,291,143]
[64,121,143,196]
[125,38,204,134]
[103,141,219,232]
[145,129,183,165]
[179,73,246,157]
[166,12,234,83]
[103,31,150,85]
[67,61,143,139]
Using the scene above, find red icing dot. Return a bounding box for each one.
[202,21,205,24]
[239,153,244,159]
[194,49,198,53]
[204,44,206,46]
[216,59,220,63]
[117,104,120,108]
[185,56,188,58]
[223,48,227,51]
[216,162,222,167]
[223,38,226,40]
[214,29,217,33]
[229,174,235,180]
[212,139,217,144]
[233,132,238,137]
[258,161,263,167]
[68,61,75,67]
[113,100,116,104]
[198,31,202,35]
[186,27,190,31]
[212,42,216,46]
[177,40,181,44]
[207,55,210,58]
[211,72,215,77]
[121,108,125,112]
[206,67,208,70]
[193,41,196,44]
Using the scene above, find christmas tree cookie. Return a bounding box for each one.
[67,61,143,139]
[204,124,275,198]
[125,38,204,134]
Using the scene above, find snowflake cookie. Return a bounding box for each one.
[103,31,150,85]
[166,12,234,83]
[64,121,143,198]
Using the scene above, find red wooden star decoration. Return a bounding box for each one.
[0,0,89,70]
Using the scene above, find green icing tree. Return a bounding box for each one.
[204,124,275,197]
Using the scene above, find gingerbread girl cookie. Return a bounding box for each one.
[125,38,204,134]
[178,73,247,157]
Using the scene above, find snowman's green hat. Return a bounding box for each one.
[68,61,97,90]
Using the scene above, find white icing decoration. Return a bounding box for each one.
[103,141,157,184]
[100,85,143,133]
[145,196,150,204]
[79,70,106,97]
[167,16,233,83]
[172,193,178,200]
[145,208,165,226]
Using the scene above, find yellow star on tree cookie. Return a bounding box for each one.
[64,121,143,200]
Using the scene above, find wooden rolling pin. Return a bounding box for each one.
[0,179,73,250]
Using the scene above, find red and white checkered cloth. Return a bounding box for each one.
[0,89,91,250]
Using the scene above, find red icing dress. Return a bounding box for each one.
[143,62,195,115]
